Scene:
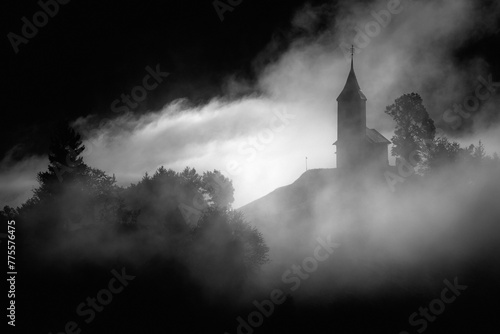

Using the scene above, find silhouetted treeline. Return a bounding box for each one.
[1,124,269,333]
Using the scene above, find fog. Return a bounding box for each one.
[244,161,500,304]
[4,1,500,332]
[3,0,500,211]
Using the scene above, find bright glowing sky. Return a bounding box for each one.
[2,0,500,209]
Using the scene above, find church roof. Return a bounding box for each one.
[332,127,391,145]
[366,128,391,144]
[336,58,367,101]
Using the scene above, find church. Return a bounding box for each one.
[333,52,391,170]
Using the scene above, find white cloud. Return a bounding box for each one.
[2,0,499,209]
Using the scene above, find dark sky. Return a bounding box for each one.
[2,0,499,162]
[2,0,327,160]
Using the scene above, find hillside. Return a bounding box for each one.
[238,166,395,230]
[239,168,339,220]
[234,165,500,334]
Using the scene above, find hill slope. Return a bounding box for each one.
[239,168,340,221]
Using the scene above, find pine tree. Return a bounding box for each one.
[35,123,88,200]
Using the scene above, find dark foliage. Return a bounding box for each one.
[385,93,436,165]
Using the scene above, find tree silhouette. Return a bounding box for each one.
[18,123,119,235]
[202,170,234,208]
[192,206,269,294]
[385,93,436,165]
[35,123,87,201]
[123,166,268,278]
[426,136,462,170]
[0,205,18,221]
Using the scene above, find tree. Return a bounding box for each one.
[192,206,269,293]
[426,137,461,170]
[116,166,269,290]
[197,208,268,266]
[202,170,234,208]
[35,123,87,201]
[19,123,119,233]
[124,167,236,230]
[0,206,18,221]
[385,93,436,165]
[472,140,486,161]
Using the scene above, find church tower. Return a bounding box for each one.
[333,48,390,170]
[335,49,367,169]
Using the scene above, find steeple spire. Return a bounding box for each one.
[350,45,354,70]
[337,47,366,102]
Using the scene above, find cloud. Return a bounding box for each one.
[2,0,499,210]
[0,147,47,208]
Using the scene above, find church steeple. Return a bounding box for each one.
[337,46,366,102]
[334,47,367,169]
[333,48,391,170]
